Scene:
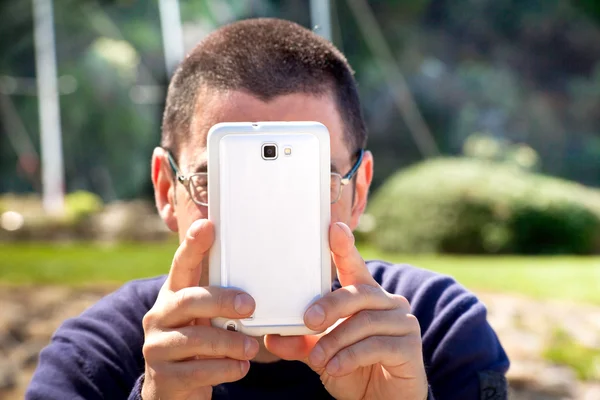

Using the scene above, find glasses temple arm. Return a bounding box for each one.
[166,152,184,181]
[342,149,365,180]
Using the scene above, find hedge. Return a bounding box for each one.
[368,158,600,254]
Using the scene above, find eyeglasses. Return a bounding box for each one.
[166,148,364,206]
[330,149,364,204]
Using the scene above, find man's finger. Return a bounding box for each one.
[307,309,418,369]
[263,334,320,362]
[164,219,214,292]
[143,325,259,362]
[330,222,377,287]
[303,284,408,331]
[322,334,422,378]
[152,358,250,390]
[152,286,255,328]
[263,317,346,364]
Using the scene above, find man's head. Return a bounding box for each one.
[161,17,367,159]
[152,18,374,284]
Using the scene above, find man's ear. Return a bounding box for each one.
[151,147,178,232]
[350,150,374,230]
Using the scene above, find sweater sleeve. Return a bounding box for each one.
[367,263,510,400]
[128,374,145,400]
[25,277,164,400]
[412,274,509,399]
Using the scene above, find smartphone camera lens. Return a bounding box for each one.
[262,144,277,160]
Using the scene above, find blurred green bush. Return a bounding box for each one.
[368,158,600,254]
[0,191,103,241]
[543,327,600,381]
[63,191,104,223]
[0,193,174,242]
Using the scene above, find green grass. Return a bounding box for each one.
[543,328,600,381]
[0,242,177,286]
[1,242,599,305]
[360,245,600,305]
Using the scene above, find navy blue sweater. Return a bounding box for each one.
[26,261,509,399]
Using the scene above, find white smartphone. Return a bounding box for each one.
[207,121,331,336]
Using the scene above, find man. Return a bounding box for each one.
[26,18,509,399]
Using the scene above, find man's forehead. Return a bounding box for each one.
[179,89,351,168]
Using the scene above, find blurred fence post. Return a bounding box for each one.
[310,0,332,41]
[159,0,184,77]
[33,0,65,215]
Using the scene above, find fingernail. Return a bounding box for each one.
[240,360,250,375]
[326,357,340,375]
[234,293,254,315]
[305,304,326,327]
[309,344,325,367]
[188,219,207,239]
[244,337,256,357]
[335,222,354,242]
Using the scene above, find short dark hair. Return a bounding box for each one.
[161,18,367,159]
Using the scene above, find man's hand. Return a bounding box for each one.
[141,220,259,400]
[265,222,428,400]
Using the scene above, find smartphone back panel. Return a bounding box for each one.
[208,122,331,335]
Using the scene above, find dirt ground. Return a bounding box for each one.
[1,286,599,400]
